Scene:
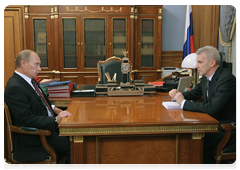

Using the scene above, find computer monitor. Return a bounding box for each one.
[177,76,193,92]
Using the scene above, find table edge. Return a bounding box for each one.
[59,124,218,136]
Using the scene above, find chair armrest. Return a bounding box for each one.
[10,125,56,163]
[20,126,40,132]
[221,122,236,131]
[10,125,51,136]
[231,122,236,126]
[215,123,236,156]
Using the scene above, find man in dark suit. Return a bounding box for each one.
[169,46,236,163]
[5,50,72,163]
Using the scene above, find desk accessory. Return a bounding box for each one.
[96,80,155,96]
[72,85,96,97]
[181,53,197,87]
[96,50,155,96]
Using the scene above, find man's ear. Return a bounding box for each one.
[210,59,216,67]
[21,60,26,68]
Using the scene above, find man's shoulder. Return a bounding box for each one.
[5,74,24,90]
[218,67,235,79]
[214,67,236,85]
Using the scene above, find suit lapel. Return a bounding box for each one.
[13,73,45,104]
[13,73,38,97]
[207,67,221,101]
[13,73,55,115]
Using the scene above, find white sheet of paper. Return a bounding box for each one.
[162,102,181,109]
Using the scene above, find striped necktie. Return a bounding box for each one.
[31,78,54,116]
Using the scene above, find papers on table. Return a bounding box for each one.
[162,102,181,109]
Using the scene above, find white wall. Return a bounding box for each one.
[162,5,186,51]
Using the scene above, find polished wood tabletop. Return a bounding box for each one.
[59,93,219,136]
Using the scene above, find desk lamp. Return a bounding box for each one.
[181,53,198,88]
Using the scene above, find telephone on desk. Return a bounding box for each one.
[156,69,191,92]
[155,77,179,92]
[163,77,179,82]
[162,77,179,87]
[175,69,192,76]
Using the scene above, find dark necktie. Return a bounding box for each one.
[31,78,54,116]
[206,79,210,97]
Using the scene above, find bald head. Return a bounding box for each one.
[16,50,36,69]
[15,50,41,79]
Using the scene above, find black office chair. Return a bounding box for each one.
[97,56,132,84]
[4,102,57,164]
[209,122,236,164]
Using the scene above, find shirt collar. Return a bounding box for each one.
[208,72,215,81]
[15,70,33,87]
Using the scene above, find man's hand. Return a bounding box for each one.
[56,111,72,124]
[169,89,178,99]
[169,89,185,106]
[174,92,185,106]
[54,106,63,115]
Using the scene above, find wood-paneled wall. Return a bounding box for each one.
[161,51,183,69]
[4,5,220,86]
[192,5,220,50]
[4,6,24,87]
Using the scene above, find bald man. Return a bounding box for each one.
[5,50,72,163]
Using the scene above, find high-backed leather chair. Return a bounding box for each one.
[97,56,132,84]
[4,102,57,164]
[209,122,236,164]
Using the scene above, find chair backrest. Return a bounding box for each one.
[4,102,14,163]
[4,102,12,126]
[97,56,132,84]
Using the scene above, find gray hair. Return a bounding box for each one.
[15,50,35,68]
[196,46,220,66]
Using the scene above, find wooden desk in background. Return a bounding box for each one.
[57,93,219,164]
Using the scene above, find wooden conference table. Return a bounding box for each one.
[56,92,219,164]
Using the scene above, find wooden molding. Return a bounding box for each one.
[161,51,183,68]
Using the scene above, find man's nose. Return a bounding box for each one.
[195,64,198,69]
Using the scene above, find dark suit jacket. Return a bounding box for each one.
[5,72,57,162]
[182,67,236,143]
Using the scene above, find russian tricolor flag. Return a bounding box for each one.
[183,5,195,60]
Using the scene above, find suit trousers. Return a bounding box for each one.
[203,129,236,164]
[46,129,71,164]
[203,132,220,164]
